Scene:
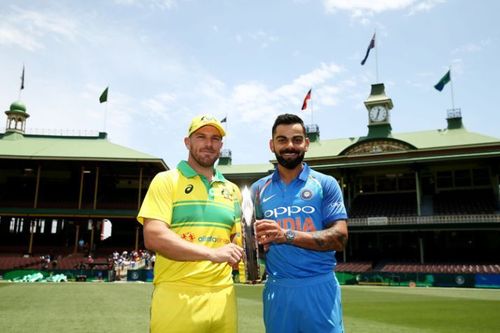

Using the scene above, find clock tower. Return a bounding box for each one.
[342,82,415,155]
[364,83,394,138]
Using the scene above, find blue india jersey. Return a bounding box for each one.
[251,163,348,279]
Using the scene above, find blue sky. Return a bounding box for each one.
[1,0,499,167]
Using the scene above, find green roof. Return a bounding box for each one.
[306,127,500,158]
[7,101,27,113]
[218,126,500,173]
[217,162,274,176]
[0,131,167,166]
[394,128,500,148]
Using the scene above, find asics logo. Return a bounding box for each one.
[185,184,194,194]
[264,205,315,219]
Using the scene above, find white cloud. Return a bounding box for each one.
[248,30,279,48]
[142,93,177,115]
[134,58,340,137]
[231,82,271,123]
[323,0,444,21]
[16,8,78,40]
[221,62,344,127]
[318,85,341,107]
[450,58,464,75]
[0,23,42,51]
[0,6,79,51]
[199,77,226,100]
[451,40,490,55]
[113,0,179,10]
[408,0,445,15]
[324,0,417,14]
[288,63,343,89]
[234,30,279,48]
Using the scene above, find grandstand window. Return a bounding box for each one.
[454,169,471,187]
[436,171,453,188]
[473,168,490,186]
[98,164,141,210]
[0,164,37,208]
[38,162,80,209]
[377,174,397,192]
[358,176,375,193]
[435,168,490,189]
[80,167,97,209]
[398,173,416,190]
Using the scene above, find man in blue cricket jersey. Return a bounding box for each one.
[252,113,348,333]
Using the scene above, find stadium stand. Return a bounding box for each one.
[433,189,497,215]
[349,192,418,217]
[0,256,40,270]
[377,262,500,274]
[336,262,373,273]
[0,253,111,271]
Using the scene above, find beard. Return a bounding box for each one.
[275,149,305,170]
[190,149,219,168]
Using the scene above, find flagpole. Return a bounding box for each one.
[224,114,228,147]
[449,66,455,111]
[374,29,379,82]
[104,102,108,133]
[310,87,314,124]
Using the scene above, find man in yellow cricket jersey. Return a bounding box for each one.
[137,115,244,333]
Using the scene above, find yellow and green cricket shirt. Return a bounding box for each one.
[137,160,242,287]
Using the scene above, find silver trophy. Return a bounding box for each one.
[240,186,260,283]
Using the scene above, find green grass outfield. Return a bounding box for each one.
[1,282,499,332]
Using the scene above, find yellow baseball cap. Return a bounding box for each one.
[188,115,226,137]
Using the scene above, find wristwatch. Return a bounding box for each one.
[284,229,296,244]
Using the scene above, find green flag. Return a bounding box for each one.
[434,71,451,92]
[99,87,108,103]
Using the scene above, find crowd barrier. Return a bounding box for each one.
[126,269,154,282]
[1,269,111,282]
[2,269,499,288]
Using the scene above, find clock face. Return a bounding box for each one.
[369,105,388,122]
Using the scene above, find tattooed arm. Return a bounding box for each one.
[255,219,348,252]
[309,220,348,251]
